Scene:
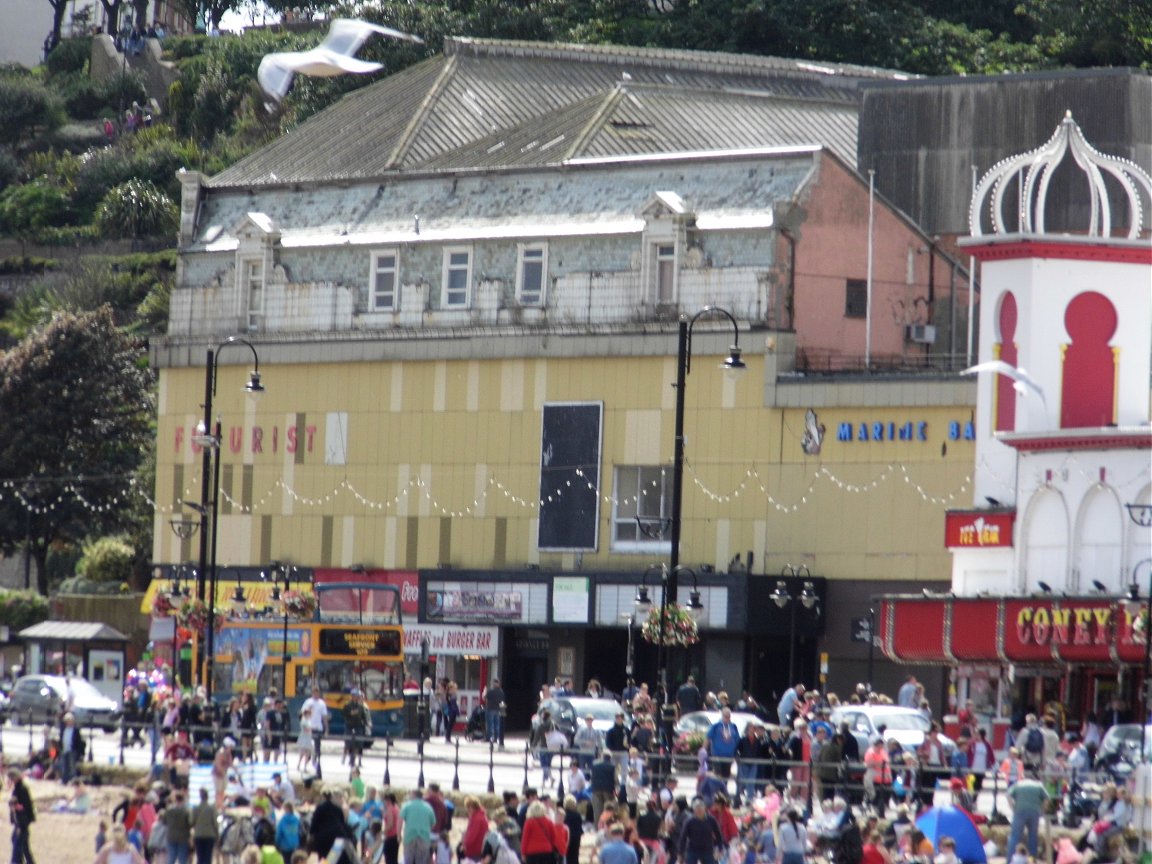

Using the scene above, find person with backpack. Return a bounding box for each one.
[1021,714,1045,777]
[482,811,521,864]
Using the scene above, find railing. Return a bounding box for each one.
[6,712,1130,832]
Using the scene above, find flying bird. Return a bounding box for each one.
[961,360,1046,407]
[258,19,423,102]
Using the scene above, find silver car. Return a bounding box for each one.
[8,675,121,732]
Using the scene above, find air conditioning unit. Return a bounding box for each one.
[907,324,937,344]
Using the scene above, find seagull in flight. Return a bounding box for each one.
[258,19,423,101]
[961,360,1046,406]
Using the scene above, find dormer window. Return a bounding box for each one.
[638,191,693,308]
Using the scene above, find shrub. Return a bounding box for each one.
[76,535,135,583]
[0,149,20,193]
[0,590,50,631]
[96,178,178,239]
[45,37,92,76]
[0,180,73,236]
[57,74,107,119]
[0,78,66,146]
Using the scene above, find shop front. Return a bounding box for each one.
[879,594,1146,741]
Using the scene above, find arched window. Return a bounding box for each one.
[1061,291,1117,428]
[994,292,1018,432]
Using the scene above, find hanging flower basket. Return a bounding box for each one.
[641,602,700,647]
[176,598,222,637]
[151,592,174,618]
[280,590,317,620]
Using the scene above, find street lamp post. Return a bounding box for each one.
[636,564,705,749]
[668,306,746,587]
[266,563,295,693]
[193,337,265,700]
[770,565,820,686]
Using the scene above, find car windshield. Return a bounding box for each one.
[571,701,621,721]
[70,680,106,700]
[870,713,931,732]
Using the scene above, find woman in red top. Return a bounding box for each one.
[862,831,892,864]
[711,793,739,845]
[521,801,566,864]
[461,796,490,861]
[382,792,401,864]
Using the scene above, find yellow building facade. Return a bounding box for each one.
[153,336,975,581]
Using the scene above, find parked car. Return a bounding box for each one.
[533,695,631,744]
[830,705,955,756]
[673,710,770,740]
[8,675,121,732]
[1094,723,1151,781]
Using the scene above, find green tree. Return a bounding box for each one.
[0,307,155,595]
[77,535,135,583]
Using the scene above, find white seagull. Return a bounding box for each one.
[258,19,423,102]
[961,360,1047,406]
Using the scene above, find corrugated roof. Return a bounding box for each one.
[19,621,130,642]
[420,84,858,170]
[211,37,906,188]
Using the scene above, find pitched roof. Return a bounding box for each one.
[19,621,130,642]
[419,84,859,170]
[210,37,908,188]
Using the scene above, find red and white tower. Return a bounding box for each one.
[956,111,1152,596]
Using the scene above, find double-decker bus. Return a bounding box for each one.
[208,583,406,737]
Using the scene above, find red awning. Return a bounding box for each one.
[880,595,1144,666]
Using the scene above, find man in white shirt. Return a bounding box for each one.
[270,770,296,807]
[301,686,329,778]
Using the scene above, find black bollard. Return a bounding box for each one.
[384,739,392,788]
[522,740,530,794]
[487,741,495,794]
[732,754,742,807]
[453,739,461,791]
[417,736,426,789]
[556,747,565,799]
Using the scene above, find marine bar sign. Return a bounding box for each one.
[878,595,1144,666]
[318,628,402,657]
[945,511,1015,548]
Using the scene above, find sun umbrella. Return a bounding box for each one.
[915,805,987,863]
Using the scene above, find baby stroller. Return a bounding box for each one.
[465,705,487,741]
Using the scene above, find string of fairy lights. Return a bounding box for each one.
[0,447,1143,520]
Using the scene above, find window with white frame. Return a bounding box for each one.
[371,250,399,311]
[612,465,672,549]
[243,258,264,329]
[517,244,547,306]
[653,243,676,304]
[442,247,472,309]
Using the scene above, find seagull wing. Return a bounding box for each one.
[257,54,295,101]
[962,360,1046,406]
[272,47,383,77]
[258,18,422,100]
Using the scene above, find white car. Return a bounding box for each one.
[8,674,121,732]
[830,705,954,755]
[673,710,772,739]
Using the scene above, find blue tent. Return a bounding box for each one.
[915,805,987,864]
